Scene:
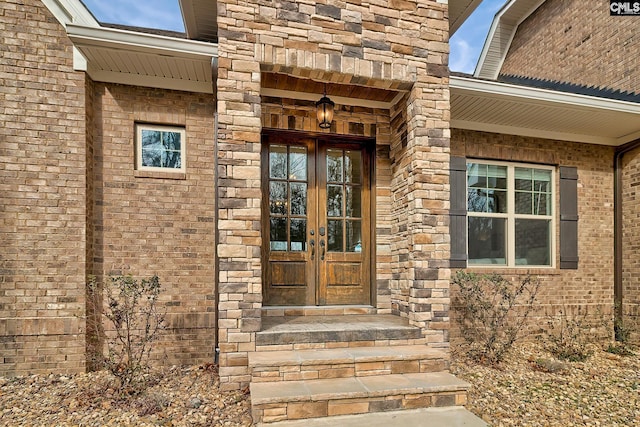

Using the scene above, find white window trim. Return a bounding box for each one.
[135,124,186,173]
[467,159,556,268]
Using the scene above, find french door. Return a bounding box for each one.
[262,132,372,306]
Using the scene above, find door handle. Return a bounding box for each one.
[320,240,325,260]
[310,239,315,260]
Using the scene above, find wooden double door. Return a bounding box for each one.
[262,132,372,306]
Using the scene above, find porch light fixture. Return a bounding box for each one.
[316,84,335,129]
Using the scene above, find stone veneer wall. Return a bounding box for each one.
[500,0,640,93]
[88,83,217,366]
[450,130,615,338]
[217,0,451,390]
[0,0,88,375]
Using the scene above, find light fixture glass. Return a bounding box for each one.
[316,85,334,129]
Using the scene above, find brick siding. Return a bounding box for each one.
[0,0,88,375]
[451,129,616,336]
[500,0,640,94]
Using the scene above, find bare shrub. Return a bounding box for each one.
[452,271,540,365]
[87,275,166,394]
[540,304,598,362]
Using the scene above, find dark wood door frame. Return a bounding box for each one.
[261,129,376,306]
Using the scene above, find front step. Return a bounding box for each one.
[256,314,422,348]
[250,372,471,424]
[249,345,449,382]
[256,407,487,427]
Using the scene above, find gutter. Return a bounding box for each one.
[211,56,220,364]
[614,138,640,339]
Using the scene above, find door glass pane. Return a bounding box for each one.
[515,219,550,266]
[270,145,287,179]
[346,220,362,252]
[345,186,361,218]
[270,218,287,251]
[327,219,343,252]
[345,150,361,183]
[327,149,343,182]
[289,146,307,180]
[290,183,307,216]
[270,182,287,215]
[468,217,506,265]
[327,185,343,217]
[290,219,307,252]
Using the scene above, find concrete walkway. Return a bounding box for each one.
[257,407,488,427]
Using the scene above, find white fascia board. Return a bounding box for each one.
[42,0,99,27]
[450,0,484,35]
[67,24,217,60]
[452,76,640,115]
[179,0,199,40]
[87,67,213,94]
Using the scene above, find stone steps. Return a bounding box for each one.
[255,314,423,349]
[249,345,449,383]
[250,372,471,424]
[255,407,488,427]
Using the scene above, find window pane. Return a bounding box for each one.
[290,183,307,216]
[269,145,287,179]
[467,163,507,213]
[327,185,343,217]
[290,219,306,252]
[270,218,287,251]
[515,192,532,215]
[468,217,506,265]
[345,185,361,218]
[515,167,552,216]
[515,219,551,266]
[345,150,361,183]
[346,220,362,252]
[327,219,343,252]
[269,182,287,215]
[289,146,307,180]
[327,149,344,182]
[141,130,162,167]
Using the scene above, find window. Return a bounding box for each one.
[466,161,554,267]
[136,124,185,172]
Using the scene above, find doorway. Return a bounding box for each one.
[262,131,373,306]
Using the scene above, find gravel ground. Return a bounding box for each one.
[0,364,252,427]
[451,342,640,427]
[1,343,638,426]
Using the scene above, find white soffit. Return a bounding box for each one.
[450,0,484,35]
[179,0,218,42]
[474,0,545,79]
[67,24,217,94]
[42,0,99,27]
[451,76,640,146]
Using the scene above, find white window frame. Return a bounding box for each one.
[135,124,186,173]
[467,160,556,268]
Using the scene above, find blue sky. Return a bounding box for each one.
[82,0,505,74]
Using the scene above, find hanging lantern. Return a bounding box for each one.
[316,85,334,129]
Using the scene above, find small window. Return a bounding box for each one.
[136,124,185,172]
[467,160,554,267]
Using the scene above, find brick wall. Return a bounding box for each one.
[451,130,615,336]
[217,0,451,389]
[0,0,87,375]
[621,147,640,341]
[500,0,639,93]
[88,83,217,366]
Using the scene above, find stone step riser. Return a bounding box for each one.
[251,358,449,383]
[255,337,428,352]
[253,390,468,424]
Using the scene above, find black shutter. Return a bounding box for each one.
[559,166,579,269]
[450,156,467,268]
